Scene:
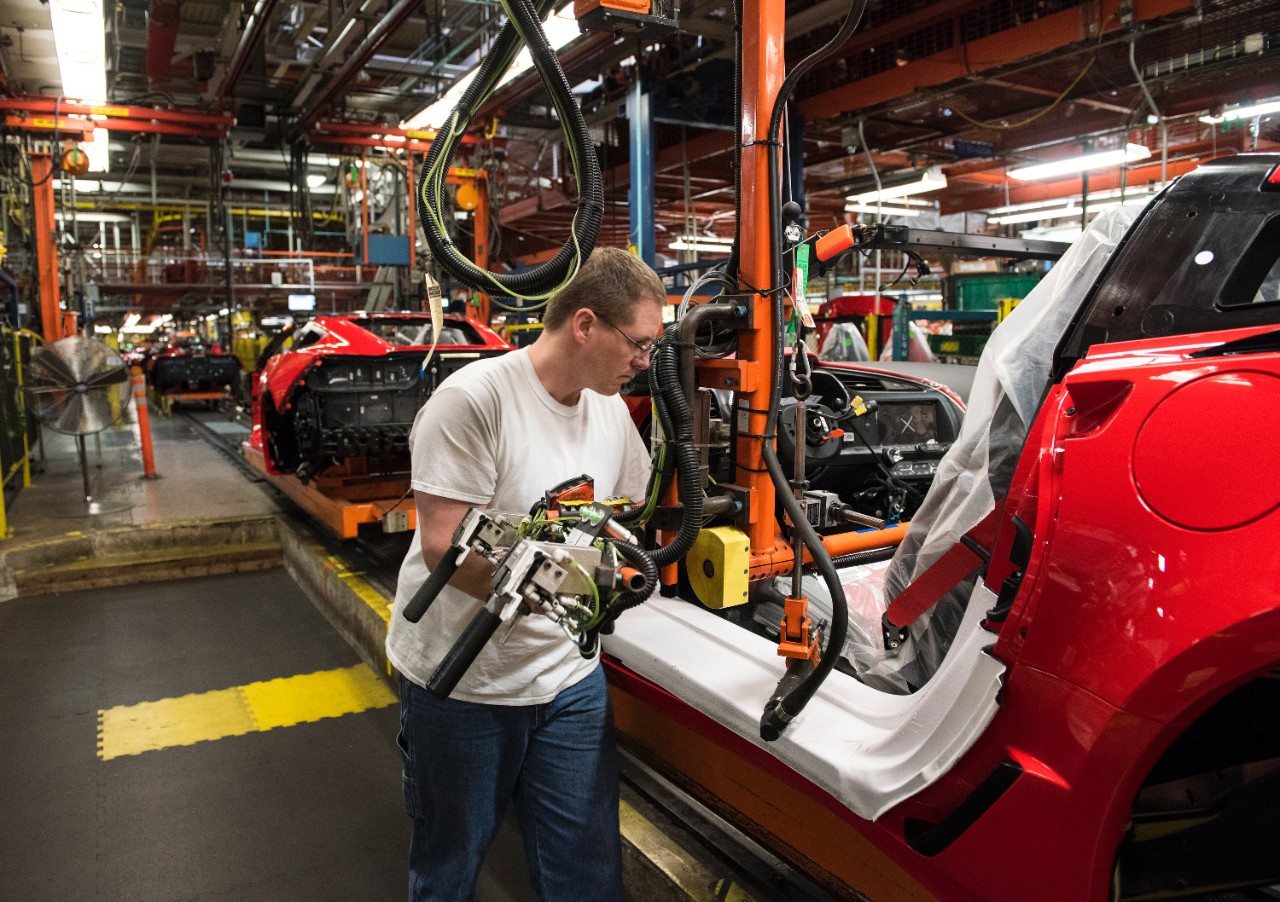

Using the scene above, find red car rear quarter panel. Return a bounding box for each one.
[1012,341,1280,714]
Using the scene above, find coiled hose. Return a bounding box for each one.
[416,0,603,301]
[648,338,704,569]
[759,0,871,742]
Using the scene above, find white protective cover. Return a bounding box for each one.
[604,208,1141,818]
[871,207,1139,692]
[819,322,870,361]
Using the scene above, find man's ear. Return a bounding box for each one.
[569,307,595,345]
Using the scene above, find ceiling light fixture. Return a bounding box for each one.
[846,165,947,205]
[49,0,107,103]
[844,203,922,218]
[1007,143,1152,181]
[401,4,580,131]
[670,238,733,253]
[989,205,1081,225]
[1199,99,1280,124]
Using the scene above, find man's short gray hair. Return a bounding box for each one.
[543,247,666,330]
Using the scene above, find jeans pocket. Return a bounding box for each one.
[396,728,419,820]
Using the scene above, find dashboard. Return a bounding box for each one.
[802,364,965,519]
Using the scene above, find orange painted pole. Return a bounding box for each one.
[736,0,786,555]
[29,153,64,342]
[130,366,159,478]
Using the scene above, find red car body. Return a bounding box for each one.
[147,332,240,393]
[249,312,510,483]
[604,155,1280,900]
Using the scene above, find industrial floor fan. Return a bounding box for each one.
[25,336,131,514]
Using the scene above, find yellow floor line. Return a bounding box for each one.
[619,799,756,902]
[323,550,393,624]
[97,664,395,760]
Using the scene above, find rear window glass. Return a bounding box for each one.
[1220,215,1280,308]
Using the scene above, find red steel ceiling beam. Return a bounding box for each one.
[2,115,93,136]
[0,97,234,128]
[291,0,421,140]
[214,0,281,108]
[145,0,182,87]
[801,0,1197,123]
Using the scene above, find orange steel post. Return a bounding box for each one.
[736,0,786,558]
[30,154,65,342]
[130,366,159,478]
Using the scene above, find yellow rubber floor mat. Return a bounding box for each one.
[97,664,395,760]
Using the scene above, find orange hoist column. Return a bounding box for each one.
[30,153,68,342]
[736,0,787,562]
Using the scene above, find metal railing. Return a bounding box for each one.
[0,327,42,537]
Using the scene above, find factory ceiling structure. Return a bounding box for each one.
[0,0,1276,269]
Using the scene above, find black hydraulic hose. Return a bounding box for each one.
[758,0,871,742]
[604,539,660,620]
[578,539,660,657]
[416,0,602,298]
[649,341,703,569]
[826,546,897,571]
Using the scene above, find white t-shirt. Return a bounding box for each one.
[386,348,651,705]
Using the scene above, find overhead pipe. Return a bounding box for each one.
[214,0,281,108]
[145,0,182,87]
[291,0,421,140]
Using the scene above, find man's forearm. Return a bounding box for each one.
[447,552,496,602]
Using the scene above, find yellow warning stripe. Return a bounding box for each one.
[619,799,756,902]
[322,549,393,625]
[97,664,395,760]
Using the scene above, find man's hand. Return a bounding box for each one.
[415,491,496,602]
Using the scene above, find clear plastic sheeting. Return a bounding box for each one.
[879,206,1140,689]
[784,559,921,694]
[878,321,936,364]
[818,322,870,361]
[816,207,1141,693]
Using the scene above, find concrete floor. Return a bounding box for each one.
[0,411,544,901]
[2,410,276,544]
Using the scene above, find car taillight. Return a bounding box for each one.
[1265,164,1280,190]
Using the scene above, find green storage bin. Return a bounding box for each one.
[946,272,1042,310]
[928,332,990,359]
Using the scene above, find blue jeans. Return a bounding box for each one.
[397,666,623,902]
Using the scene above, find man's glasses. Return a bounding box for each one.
[596,311,656,357]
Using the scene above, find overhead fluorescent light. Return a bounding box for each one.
[49,0,107,103]
[990,205,1080,225]
[83,128,110,172]
[844,203,921,218]
[990,192,1156,225]
[1199,98,1280,124]
[55,211,131,223]
[401,4,580,131]
[670,239,733,253]
[306,174,328,189]
[987,186,1160,216]
[1008,144,1152,181]
[847,165,947,205]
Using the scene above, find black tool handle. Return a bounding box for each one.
[402,546,464,623]
[427,605,503,698]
